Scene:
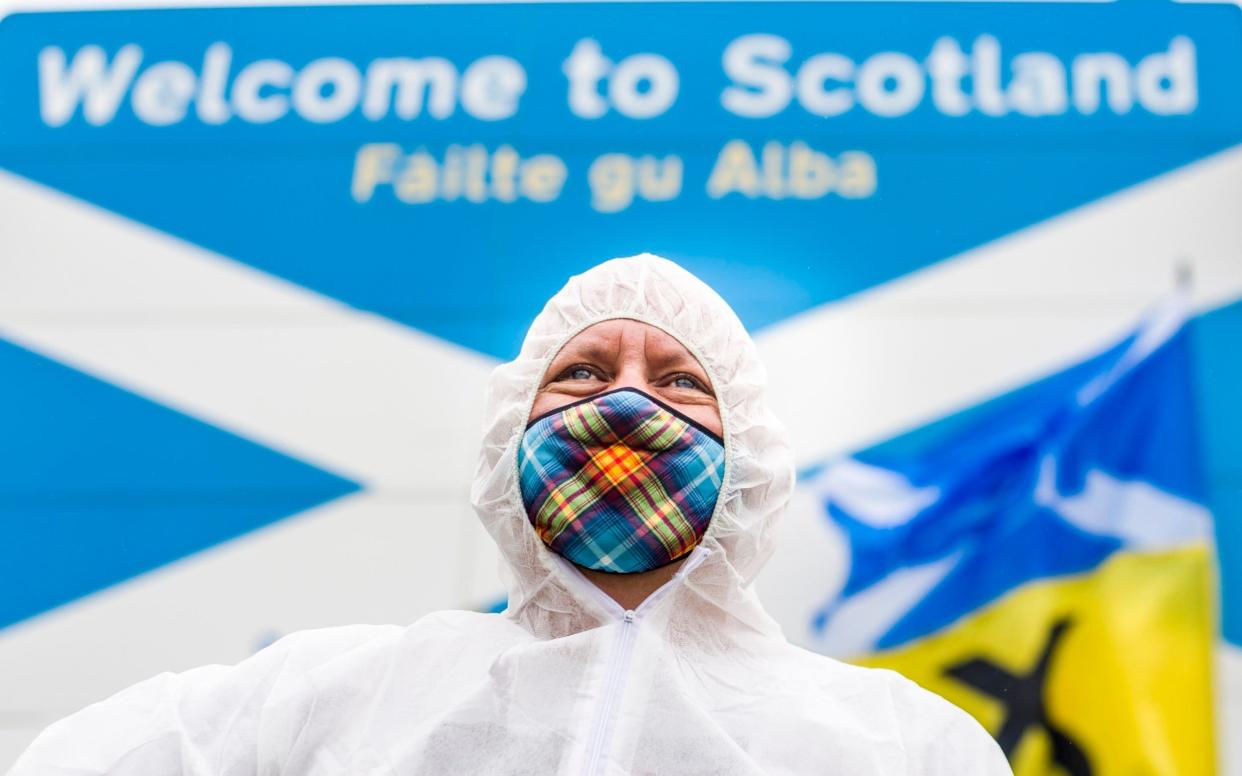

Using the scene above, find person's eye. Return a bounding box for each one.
[668,373,708,392]
[557,364,601,382]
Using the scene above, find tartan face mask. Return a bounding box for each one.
[518,388,726,574]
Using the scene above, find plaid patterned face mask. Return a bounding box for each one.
[518,388,726,574]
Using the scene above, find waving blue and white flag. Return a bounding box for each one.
[801,296,1216,775]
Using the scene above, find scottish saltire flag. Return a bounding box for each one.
[807,298,1215,775]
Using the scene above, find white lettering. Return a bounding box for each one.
[232,59,293,123]
[131,60,196,126]
[796,53,854,117]
[36,36,1201,129]
[721,34,793,118]
[460,55,525,120]
[563,41,676,119]
[971,35,1006,116]
[1072,51,1133,114]
[362,57,457,120]
[856,52,924,117]
[38,44,142,126]
[293,57,361,122]
[1135,36,1197,115]
[196,42,232,124]
[926,37,969,117]
[609,53,678,119]
[1009,53,1067,116]
[564,39,612,119]
[716,34,1196,121]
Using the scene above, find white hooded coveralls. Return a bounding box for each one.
[11,254,1012,775]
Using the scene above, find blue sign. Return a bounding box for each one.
[1,1,1240,646]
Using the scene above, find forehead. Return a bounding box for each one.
[552,319,705,369]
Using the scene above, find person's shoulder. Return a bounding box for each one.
[10,613,517,773]
[787,646,1013,775]
[783,643,960,712]
[880,668,1013,774]
[251,611,524,715]
[261,622,403,662]
[258,610,516,674]
[159,610,516,705]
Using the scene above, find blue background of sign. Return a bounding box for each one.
[1,1,1240,647]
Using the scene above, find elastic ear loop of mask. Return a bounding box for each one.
[512,313,734,549]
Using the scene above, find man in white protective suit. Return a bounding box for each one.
[11,254,1012,775]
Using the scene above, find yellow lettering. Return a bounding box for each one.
[838,151,878,198]
[707,140,762,199]
[393,149,438,204]
[351,143,400,202]
[520,155,568,203]
[788,141,836,199]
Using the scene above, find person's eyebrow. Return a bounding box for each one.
[544,339,615,380]
[646,343,711,383]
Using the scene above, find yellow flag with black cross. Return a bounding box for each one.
[806,301,1216,775]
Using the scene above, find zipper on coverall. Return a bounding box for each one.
[583,609,638,776]
[569,549,711,776]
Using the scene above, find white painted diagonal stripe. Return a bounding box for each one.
[0,170,496,493]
